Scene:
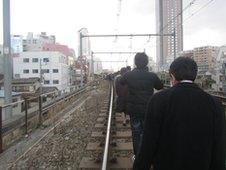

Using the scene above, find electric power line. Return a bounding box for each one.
[160,0,197,33]
[170,0,215,30]
[182,0,215,24]
[115,0,122,33]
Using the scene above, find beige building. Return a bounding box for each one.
[193,46,218,73]
[156,0,183,68]
[179,50,194,58]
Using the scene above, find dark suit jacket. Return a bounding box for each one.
[133,82,225,170]
[114,75,128,113]
[120,67,163,118]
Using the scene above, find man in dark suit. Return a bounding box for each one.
[120,52,163,156]
[115,67,129,125]
[133,57,225,170]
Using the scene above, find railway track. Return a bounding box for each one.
[79,84,133,170]
[4,81,110,169]
[4,82,225,169]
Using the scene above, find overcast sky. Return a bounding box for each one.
[0,0,226,70]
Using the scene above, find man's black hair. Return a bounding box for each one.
[126,66,131,71]
[120,67,127,75]
[169,57,198,81]
[134,52,149,68]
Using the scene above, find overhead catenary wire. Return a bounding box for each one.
[110,0,122,70]
[160,0,198,33]
[161,0,215,33]
[172,0,215,30]
[115,0,122,33]
[182,0,215,24]
[156,0,214,65]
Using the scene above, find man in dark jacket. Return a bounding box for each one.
[115,67,129,125]
[133,57,225,170]
[120,52,163,155]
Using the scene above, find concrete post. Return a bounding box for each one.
[0,106,2,153]
[173,28,176,60]
[38,95,42,126]
[3,0,12,118]
[79,32,84,87]
[24,99,28,134]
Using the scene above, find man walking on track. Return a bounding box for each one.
[120,52,163,157]
[133,57,225,170]
[115,67,129,126]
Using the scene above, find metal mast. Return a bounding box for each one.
[3,0,12,118]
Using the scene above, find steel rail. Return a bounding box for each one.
[101,84,114,170]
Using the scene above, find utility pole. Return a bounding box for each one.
[3,0,12,118]
[222,62,226,94]
[38,59,43,125]
[173,28,177,60]
[159,0,164,68]
[39,59,43,95]
[91,51,94,80]
[79,32,83,87]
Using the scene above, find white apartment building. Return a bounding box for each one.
[11,35,23,54]
[23,32,56,52]
[13,51,70,93]
[149,57,157,72]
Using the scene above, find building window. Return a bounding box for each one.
[23,58,29,63]
[41,69,49,73]
[14,74,20,78]
[53,69,59,73]
[53,80,59,84]
[32,58,39,62]
[32,69,39,74]
[44,80,50,84]
[23,69,29,74]
[43,58,49,62]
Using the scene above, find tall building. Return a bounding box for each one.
[93,57,103,74]
[156,0,183,69]
[78,28,92,84]
[78,28,91,57]
[193,46,218,73]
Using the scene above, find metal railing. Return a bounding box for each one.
[0,80,100,153]
[101,84,114,170]
[164,84,226,106]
